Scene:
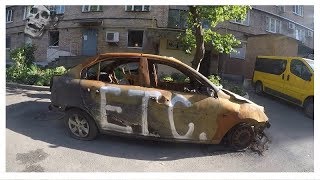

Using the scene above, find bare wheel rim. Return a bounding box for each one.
[68,113,90,138]
[232,126,253,149]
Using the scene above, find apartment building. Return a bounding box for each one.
[214,5,314,79]
[6,5,171,65]
[6,5,314,80]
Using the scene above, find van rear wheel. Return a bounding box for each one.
[255,81,263,95]
[304,98,314,119]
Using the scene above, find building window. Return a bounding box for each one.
[266,16,281,33]
[168,9,188,29]
[128,30,143,48]
[167,40,181,50]
[293,5,303,17]
[54,5,65,14]
[295,27,305,42]
[125,5,150,12]
[23,6,32,20]
[230,11,250,26]
[6,8,13,23]
[6,37,11,49]
[49,31,59,47]
[230,43,246,60]
[82,5,102,12]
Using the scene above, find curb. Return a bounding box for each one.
[6,82,50,91]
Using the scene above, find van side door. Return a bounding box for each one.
[283,59,313,105]
[254,57,287,96]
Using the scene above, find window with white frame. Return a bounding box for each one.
[23,6,32,20]
[168,9,188,29]
[230,11,250,26]
[230,43,246,60]
[266,16,281,33]
[54,5,65,14]
[6,8,13,22]
[125,5,150,12]
[82,5,102,12]
[295,27,305,42]
[49,31,59,47]
[293,5,303,16]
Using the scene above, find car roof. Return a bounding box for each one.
[256,55,306,60]
[82,53,187,68]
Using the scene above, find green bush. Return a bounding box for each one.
[221,79,246,96]
[207,75,246,96]
[6,44,66,86]
[208,75,221,86]
[160,73,190,83]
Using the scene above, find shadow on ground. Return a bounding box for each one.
[6,85,244,161]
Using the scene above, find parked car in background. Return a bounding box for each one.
[50,53,270,151]
[253,56,314,118]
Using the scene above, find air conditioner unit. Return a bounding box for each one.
[307,30,313,37]
[106,32,119,42]
[288,22,295,30]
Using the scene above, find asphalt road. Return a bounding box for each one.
[6,83,314,172]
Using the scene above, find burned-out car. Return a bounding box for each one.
[50,53,270,151]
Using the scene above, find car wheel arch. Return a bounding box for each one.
[215,117,258,144]
[64,106,101,130]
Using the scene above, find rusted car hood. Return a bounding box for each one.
[221,88,263,108]
[218,88,268,123]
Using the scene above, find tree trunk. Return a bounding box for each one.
[189,6,205,72]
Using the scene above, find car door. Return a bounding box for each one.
[283,58,313,105]
[80,57,154,135]
[144,59,221,143]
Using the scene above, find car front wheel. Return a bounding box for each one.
[228,123,254,151]
[64,109,99,140]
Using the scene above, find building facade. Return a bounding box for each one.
[6,5,314,80]
[213,5,314,79]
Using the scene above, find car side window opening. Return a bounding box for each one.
[149,61,207,94]
[290,59,311,81]
[81,59,141,86]
[255,58,287,75]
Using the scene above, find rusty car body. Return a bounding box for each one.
[50,53,270,151]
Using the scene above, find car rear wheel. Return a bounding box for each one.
[255,81,263,95]
[304,98,314,119]
[64,109,99,140]
[228,123,254,151]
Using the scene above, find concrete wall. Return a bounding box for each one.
[158,38,194,66]
[244,34,298,79]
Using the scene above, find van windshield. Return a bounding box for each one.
[303,58,314,71]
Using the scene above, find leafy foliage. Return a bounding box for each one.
[221,79,246,96]
[179,5,250,70]
[208,75,246,96]
[6,45,66,86]
[208,75,221,86]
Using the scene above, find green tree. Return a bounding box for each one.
[179,5,250,72]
